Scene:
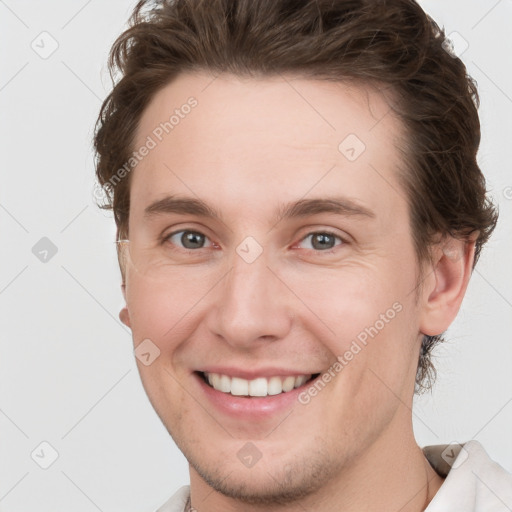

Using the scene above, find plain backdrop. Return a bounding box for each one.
[1,1,511,510]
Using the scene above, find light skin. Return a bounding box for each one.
[119,72,475,511]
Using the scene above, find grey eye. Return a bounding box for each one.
[300,232,342,251]
[168,230,211,249]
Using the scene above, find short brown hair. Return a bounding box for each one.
[94,0,498,392]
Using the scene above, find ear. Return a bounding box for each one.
[119,283,132,328]
[419,237,476,336]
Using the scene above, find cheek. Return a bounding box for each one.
[282,261,420,385]
[125,272,206,423]
[124,269,214,349]
[281,263,406,340]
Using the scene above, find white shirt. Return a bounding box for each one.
[156,440,512,511]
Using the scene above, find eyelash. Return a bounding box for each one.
[161,229,346,254]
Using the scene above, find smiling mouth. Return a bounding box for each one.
[199,371,320,397]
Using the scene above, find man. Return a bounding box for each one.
[93,0,511,510]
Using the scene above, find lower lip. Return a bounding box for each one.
[194,373,315,419]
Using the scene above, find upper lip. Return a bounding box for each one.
[197,367,321,380]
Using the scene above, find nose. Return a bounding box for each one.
[205,249,293,349]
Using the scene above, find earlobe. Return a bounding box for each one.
[419,237,476,336]
[119,284,131,328]
[120,306,131,328]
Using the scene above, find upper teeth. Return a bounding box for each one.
[204,372,311,397]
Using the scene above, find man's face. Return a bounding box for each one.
[123,72,426,501]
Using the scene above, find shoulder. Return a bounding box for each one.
[424,440,512,511]
[155,485,190,512]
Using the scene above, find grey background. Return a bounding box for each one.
[1,1,511,510]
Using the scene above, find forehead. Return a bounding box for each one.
[131,72,406,225]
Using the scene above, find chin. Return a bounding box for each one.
[181,435,342,506]
[194,460,330,505]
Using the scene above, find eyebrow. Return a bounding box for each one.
[144,196,221,219]
[276,197,375,221]
[143,195,375,222]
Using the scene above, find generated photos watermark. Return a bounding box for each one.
[94,96,198,201]
[298,301,403,404]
